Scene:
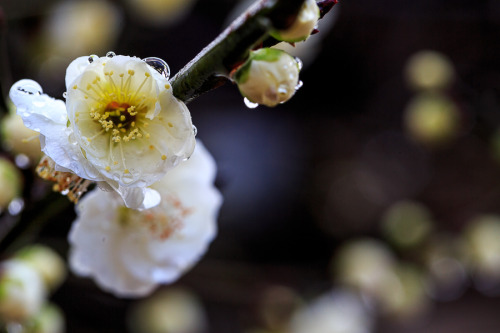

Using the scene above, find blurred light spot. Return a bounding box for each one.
[43,0,122,58]
[426,257,467,301]
[405,50,455,91]
[126,0,197,26]
[356,132,431,205]
[333,238,396,298]
[127,287,207,333]
[8,198,24,216]
[0,158,23,210]
[379,264,430,322]
[289,289,373,333]
[404,93,461,148]
[15,154,31,169]
[381,200,434,249]
[258,285,303,331]
[463,215,500,296]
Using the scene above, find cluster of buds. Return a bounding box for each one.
[232,0,320,107]
[0,245,66,332]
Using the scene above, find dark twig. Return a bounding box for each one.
[171,0,340,103]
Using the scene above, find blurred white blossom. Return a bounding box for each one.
[1,103,43,164]
[10,54,196,209]
[69,142,222,297]
[0,158,23,210]
[28,303,65,333]
[0,260,46,322]
[289,289,373,333]
[43,0,122,59]
[128,288,207,333]
[14,245,66,292]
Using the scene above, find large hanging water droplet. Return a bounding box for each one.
[88,54,98,63]
[62,92,67,99]
[143,57,170,79]
[294,57,303,71]
[244,98,259,109]
[295,80,304,91]
[192,125,198,137]
[106,51,116,58]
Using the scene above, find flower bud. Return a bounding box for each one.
[14,245,66,292]
[127,288,207,333]
[29,303,65,333]
[1,103,43,163]
[0,260,46,322]
[271,0,320,43]
[233,48,300,107]
[0,158,23,210]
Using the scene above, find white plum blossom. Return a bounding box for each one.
[68,141,222,297]
[9,54,196,209]
[232,48,300,107]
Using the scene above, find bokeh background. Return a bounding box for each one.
[3,0,500,332]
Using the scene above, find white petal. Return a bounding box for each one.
[65,56,91,89]
[10,80,67,131]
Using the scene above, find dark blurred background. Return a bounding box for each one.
[3,0,500,332]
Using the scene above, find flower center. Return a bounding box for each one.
[116,194,191,241]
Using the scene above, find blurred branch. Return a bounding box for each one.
[0,192,71,256]
[0,7,10,113]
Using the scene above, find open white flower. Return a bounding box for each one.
[10,54,196,209]
[68,141,222,297]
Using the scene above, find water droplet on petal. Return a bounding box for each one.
[192,125,198,137]
[295,80,304,90]
[278,85,289,95]
[294,57,303,71]
[106,51,116,58]
[16,82,41,95]
[244,98,259,109]
[88,54,98,63]
[143,57,170,79]
[62,92,67,98]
